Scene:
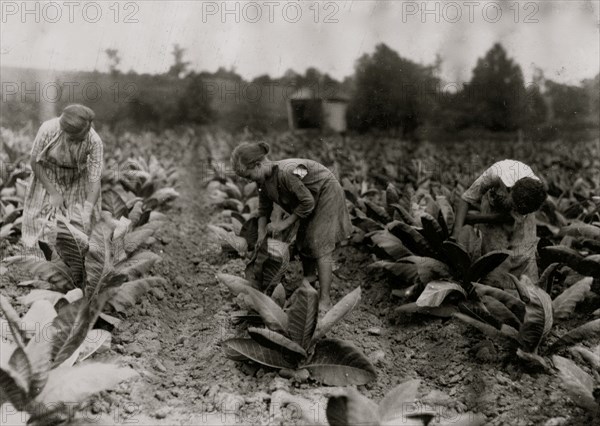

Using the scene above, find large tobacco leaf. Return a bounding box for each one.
[313,287,361,342]
[552,277,592,320]
[286,282,319,348]
[406,256,452,285]
[0,349,30,410]
[217,273,259,295]
[240,216,259,248]
[115,251,161,278]
[549,319,600,353]
[441,241,471,279]
[35,363,137,406]
[303,339,376,386]
[368,230,411,260]
[85,223,113,296]
[368,260,419,287]
[241,283,289,333]
[552,355,597,411]
[247,327,306,361]
[540,246,583,270]
[224,338,295,369]
[519,286,553,353]
[473,283,526,322]
[419,213,446,251]
[50,299,94,367]
[102,189,128,219]
[388,221,436,258]
[208,224,247,257]
[453,313,519,343]
[416,281,467,308]
[481,295,522,329]
[245,238,290,292]
[467,251,509,283]
[56,218,89,288]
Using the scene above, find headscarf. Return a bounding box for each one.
[59,104,95,134]
[231,142,270,173]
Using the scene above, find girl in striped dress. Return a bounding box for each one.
[231,142,352,312]
[22,104,103,250]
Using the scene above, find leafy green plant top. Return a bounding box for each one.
[218,275,375,386]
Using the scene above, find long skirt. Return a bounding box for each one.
[296,180,352,259]
[22,165,100,250]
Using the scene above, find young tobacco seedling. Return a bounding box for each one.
[218,275,376,386]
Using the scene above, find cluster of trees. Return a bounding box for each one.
[347,43,599,138]
[1,43,597,138]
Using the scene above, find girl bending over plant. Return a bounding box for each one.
[453,159,547,281]
[231,142,352,312]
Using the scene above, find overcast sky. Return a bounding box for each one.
[1,0,598,85]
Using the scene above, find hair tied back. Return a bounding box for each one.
[258,142,270,155]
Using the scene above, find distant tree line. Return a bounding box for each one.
[1,42,598,139]
[347,43,599,139]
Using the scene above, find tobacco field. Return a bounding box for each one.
[1,126,599,426]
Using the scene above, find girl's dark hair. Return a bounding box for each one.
[60,104,95,134]
[231,141,270,172]
[511,177,546,215]
[488,184,512,213]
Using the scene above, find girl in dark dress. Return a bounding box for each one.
[231,142,352,311]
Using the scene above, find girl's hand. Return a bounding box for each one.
[266,221,289,235]
[49,193,67,215]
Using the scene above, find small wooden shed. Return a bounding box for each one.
[287,87,349,133]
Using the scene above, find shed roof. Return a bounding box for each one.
[289,86,350,102]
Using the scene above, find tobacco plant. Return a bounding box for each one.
[208,215,259,258]
[0,295,136,425]
[116,155,180,211]
[374,234,509,317]
[206,177,258,214]
[3,214,165,315]
[367,198,507,306]
[453,272,600,370]
[218,276,376,386]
